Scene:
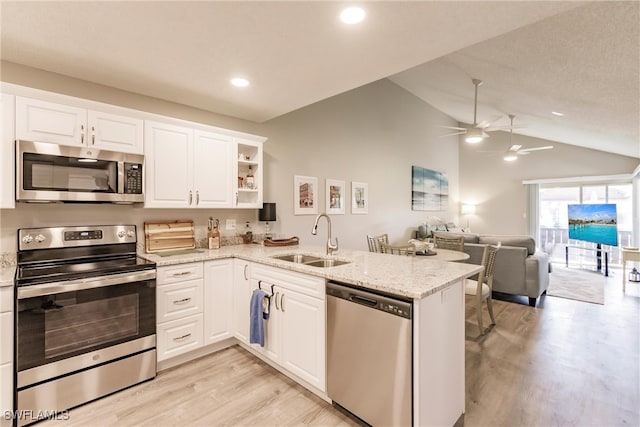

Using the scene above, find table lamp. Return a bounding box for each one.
[259,202,276,240]
[461,204,476,231]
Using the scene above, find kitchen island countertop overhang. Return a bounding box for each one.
[140,244,484,299]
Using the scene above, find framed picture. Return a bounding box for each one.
[326,179,346,215]
[411,166,448,211]
[294,175,318,215]
[351,181,368,214]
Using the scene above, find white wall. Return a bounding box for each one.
[261,79,461,250]
[459,131,638,235]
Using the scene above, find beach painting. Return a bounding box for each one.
[568,203,618,246]
[412,166,448,211]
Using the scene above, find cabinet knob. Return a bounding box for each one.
[35,234,46,243]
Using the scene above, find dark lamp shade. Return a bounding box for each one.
[259,203,276,222]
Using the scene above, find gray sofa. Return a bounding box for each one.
[433,232,550,307]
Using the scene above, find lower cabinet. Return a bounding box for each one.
[156,262,204,362]
[0,286,13,427]
[250,264,326,392]
[232,260,252,344]
[203,259,233,344]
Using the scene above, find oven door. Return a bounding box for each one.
[16,271,156,377]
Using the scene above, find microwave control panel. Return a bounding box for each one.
[124,163,143,194]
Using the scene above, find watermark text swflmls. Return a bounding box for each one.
[3,409,70,421]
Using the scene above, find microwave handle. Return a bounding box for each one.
[117,161,125,194]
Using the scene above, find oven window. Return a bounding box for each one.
[17,280,155,371]
[23,152,117,193]
[45,294,139,358]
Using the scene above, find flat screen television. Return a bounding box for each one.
[567,203,618,246]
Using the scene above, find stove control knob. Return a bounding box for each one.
[35,234,46,243]
[117,230,126,238]
[22,234,33,244]
[126,230,135,238]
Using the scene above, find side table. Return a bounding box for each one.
[622,248,640,292]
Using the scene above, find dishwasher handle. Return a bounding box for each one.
[349,294,378,307]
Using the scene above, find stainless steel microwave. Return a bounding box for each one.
[16,140,144,203]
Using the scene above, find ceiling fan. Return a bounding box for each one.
[441,78,503,143]
[503,115,553,161]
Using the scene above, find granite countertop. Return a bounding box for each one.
[0,266,16,288]
[141,244,483,299]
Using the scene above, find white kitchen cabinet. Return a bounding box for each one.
[250,264,326,391]
[156,262,204,362]
[234,139,263,208]
[203,259,233,344]
[0,286,14,427]
[144,121,233,208]
[232,260,252,344]
[15,96,143,154]
[0,93,15,208]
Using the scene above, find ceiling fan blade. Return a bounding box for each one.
[508,144,522,152]
[440,125,468,131]
[519,145,554,153]
[440,131,467,137]
[476,115,502,129]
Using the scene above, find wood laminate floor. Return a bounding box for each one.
[40,268,638,427]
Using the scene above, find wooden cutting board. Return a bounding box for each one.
[144,220,195,253]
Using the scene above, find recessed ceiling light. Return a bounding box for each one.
[340,6,365,24]
[231,77,250,88]
[551,111,564,116]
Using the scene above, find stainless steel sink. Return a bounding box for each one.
[272,254,324,264]
[305,258,350,268]
[271,254,350,268]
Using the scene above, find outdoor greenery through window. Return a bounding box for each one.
[539,183,631,267]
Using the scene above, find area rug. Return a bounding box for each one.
[546,264,604,305]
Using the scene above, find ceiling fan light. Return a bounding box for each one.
[465,128,484,144]
[504,154,518,161]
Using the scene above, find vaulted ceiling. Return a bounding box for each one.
[1,1,638,158]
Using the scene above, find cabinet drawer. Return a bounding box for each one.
[157,262,203,285]
[157,313,203,362]
[0,312,12,364]
[0,362,12,421]
[0,286,12,312]
[157,278,203,323]
[252,263,325,298]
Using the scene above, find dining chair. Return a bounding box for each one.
[465,243,501,335]
[434,233,465,252]
[380,242,416,257]
[366,234,389,253]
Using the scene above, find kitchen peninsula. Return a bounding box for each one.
[142,244,483,426]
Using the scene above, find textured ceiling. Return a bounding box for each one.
[1,1,638,159]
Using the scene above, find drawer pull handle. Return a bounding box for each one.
[173,333,191,341]
[172,271,191,277]
[173,297,192,304]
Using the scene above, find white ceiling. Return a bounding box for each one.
[1,1,638,159]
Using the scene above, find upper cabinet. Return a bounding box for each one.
[144,121,235,209]
[0,93,15,208]
[16,96,143,154]
[235,139,263,208]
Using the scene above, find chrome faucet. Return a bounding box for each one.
[311,213,338,255]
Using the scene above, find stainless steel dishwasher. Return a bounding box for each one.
[326,281,412,426]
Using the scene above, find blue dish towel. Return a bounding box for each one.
[249,289,269,347]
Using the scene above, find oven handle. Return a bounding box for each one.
[17,270,157,299]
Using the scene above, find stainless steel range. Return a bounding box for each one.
[14,225,156,426]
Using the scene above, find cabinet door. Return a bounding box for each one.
[88,110,143,154]
[16,96,86,146]
[193,130,233,208]
[203,259,233,344]
[0,362,11,427]
[144,121,193,208]
[232,260,252,344]
[280,289,326,391]
[0,93,15,208]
